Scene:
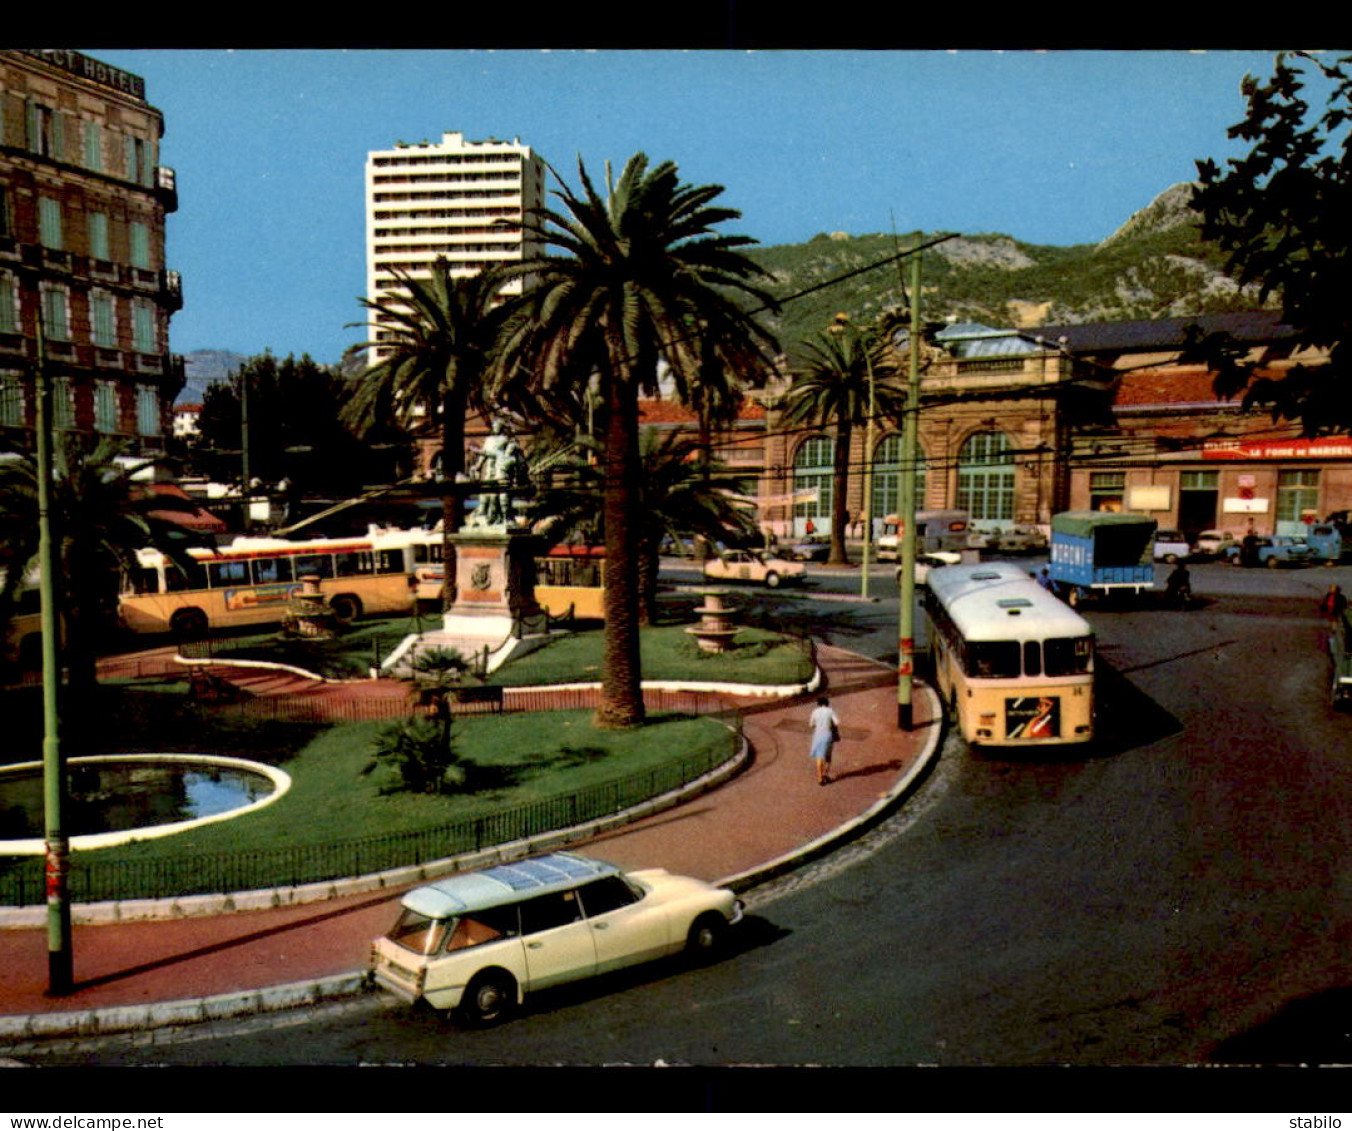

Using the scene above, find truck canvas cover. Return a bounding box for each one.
[1052,511,1156,566]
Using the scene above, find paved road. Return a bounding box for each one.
[18,557,1352,1080]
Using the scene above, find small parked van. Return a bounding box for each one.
[370,851,743,1025]
[878,510,975,561]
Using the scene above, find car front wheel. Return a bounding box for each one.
[686,913,728,964]
[764,571,781,588]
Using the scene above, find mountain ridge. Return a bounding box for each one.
[174,181,1269,396]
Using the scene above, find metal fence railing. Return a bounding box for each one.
[0,706,744,908]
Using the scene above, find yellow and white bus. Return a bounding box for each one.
[924,561,1094,747]
[119,528,425,639]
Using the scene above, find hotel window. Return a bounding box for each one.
[38,197,63,250]
[53,377,75,431]
[26,102,63,159]
[0,374,23,428]
[136,384,161,437]
[0,185,10,238]
[95,380,120,433]
[132,302,156,353]
[129,221,151,270]
[0,273,17,333]
[90,291,117,348]
[82,121,103,171]
[42,286,70,341]
[88,212,110,261]
[125,135,149,186]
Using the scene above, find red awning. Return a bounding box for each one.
[142,483,228,533]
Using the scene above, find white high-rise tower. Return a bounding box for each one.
[364,130,547,361]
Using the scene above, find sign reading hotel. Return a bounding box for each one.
[1203,437,1352,461]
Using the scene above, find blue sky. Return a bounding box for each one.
[88,48,1292,365]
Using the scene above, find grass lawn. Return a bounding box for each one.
[0,606,807,901]
[197,610,816,689]
[0,682,740,900]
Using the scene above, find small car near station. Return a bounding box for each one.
[983,524,1048,555]
[370,852,744,1025]
[702,548,805,588]
[1225,535,1317,568]
[1193,530,1238,559]
[1152,529,1193,563]
[785,533,831,562]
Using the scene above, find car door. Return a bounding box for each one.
[577,875,670,973]
[517,889,597,990]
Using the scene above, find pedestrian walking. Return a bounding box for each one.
[1321,583,1347,622]
[808,695,841,785]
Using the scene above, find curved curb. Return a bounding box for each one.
[0,680,943,1043]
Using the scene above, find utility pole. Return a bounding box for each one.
[239,367,251,530]
[35,303,72,993]
[860,339,875,600]
[897,252,922,730]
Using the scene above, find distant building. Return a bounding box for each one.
[363,130,546,365]
[0,49,182,453]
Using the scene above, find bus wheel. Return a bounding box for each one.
[330,595,363,624]
[170,608,208,641]
[1066,587,1081,609]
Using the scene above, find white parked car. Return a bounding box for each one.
[371,852,744,1025]
[1194,530,1238,558]
[702,548,805,588]
[904,550,964,587]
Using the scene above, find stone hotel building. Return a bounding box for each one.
[0,49,181,452]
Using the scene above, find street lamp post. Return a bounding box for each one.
[35,303,72,993]
[898,253,922,730]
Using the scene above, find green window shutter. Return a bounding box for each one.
[88,212,109,261]
[130,221,150,269]
[83,121,102,171]
[38,197,62,249]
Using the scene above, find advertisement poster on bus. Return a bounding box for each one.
[1005,695,1060,740]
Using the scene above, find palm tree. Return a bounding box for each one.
[0,435,207,693]
[491,154,779,728]
[345,260,509,609]
[778,322,907,565]
[528,427,759,625]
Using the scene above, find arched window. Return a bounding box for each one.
[793,435,834,526]
[957,431,1015,522]
[871,434,928,521]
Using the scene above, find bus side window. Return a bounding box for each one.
[208,560,250,588]
[252,557,293,585]
[166,561,204,592]
[291,554,334,580]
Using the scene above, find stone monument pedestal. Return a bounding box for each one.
[398,528,551,675]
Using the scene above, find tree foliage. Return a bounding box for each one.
[491,153,779,728]
[527,427,760,624]
[192,352,402,494]
[1190,51,1352,433]
[0,435,206,693]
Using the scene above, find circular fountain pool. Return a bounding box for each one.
[0,754,291,854]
